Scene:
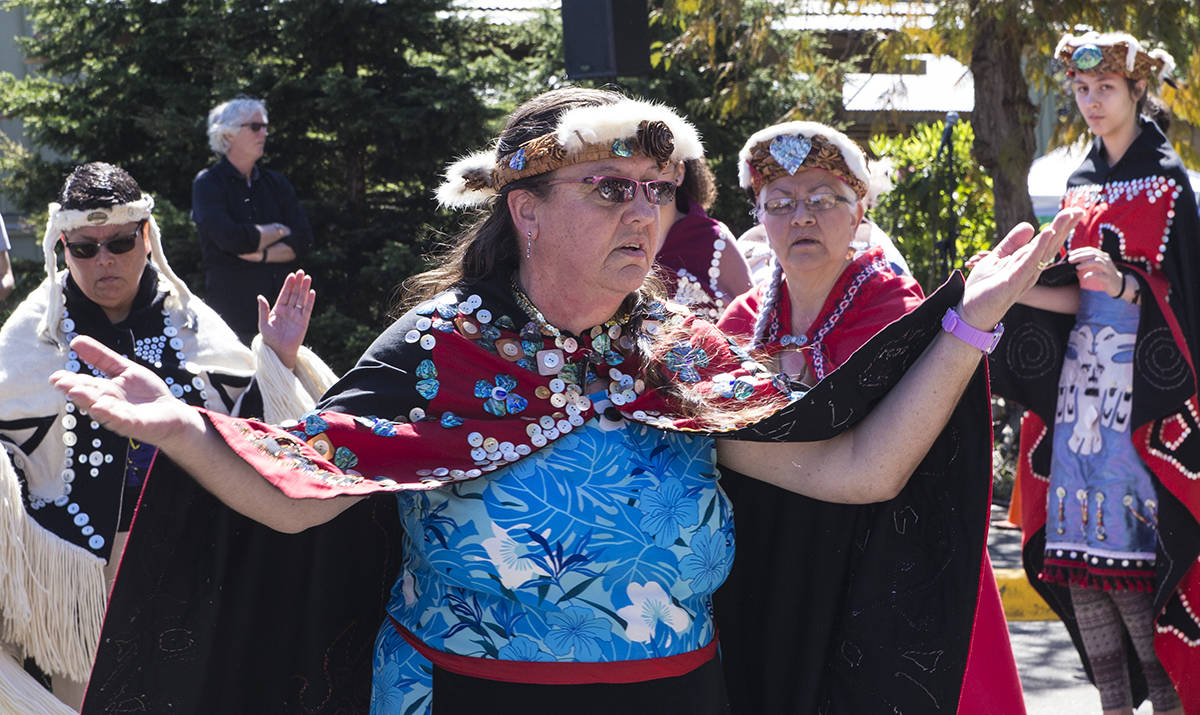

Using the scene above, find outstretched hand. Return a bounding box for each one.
[959,208,1084,329]
[50,336,206,449]
[258,270,315,370]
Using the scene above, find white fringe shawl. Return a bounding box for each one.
[0,646,75,714]
[0,267,337,691]
[252,334,338,423]
[0,453,105,683]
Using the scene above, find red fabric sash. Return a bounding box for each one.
[388,615,717,685]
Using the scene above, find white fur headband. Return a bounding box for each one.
[47,194,155,236]
[437,98,704,209]
[738,121,870,198]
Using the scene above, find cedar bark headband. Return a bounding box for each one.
[436,98,703,209]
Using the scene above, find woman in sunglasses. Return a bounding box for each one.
[192,96,313,344]
[714,121,1022,713]
[0,161,338,711]
[987,32,1196,714]
[54,89,1076,714]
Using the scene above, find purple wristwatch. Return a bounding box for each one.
[941,307,1004,354]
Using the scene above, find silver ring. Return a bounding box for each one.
[294,304,303,309]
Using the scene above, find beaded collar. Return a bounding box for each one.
[507,274,655,398]
[32,268,210,561]
[509,272,634,342]
[223,273,785,495]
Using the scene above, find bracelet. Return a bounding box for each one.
[261,248,269,263]
[1110,273,1141,304]
[941,307,1004,354]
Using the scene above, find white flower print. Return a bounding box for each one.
[616,581,691,644]
[478,522,549,589]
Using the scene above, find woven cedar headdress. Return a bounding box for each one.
[1056,31,1176,83]
[738,121,870,200]
[436,98,704,208]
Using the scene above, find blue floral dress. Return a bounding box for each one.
[370,419,732,714]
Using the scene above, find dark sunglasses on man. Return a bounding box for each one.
[63,227,142,260]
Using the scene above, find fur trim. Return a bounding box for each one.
[1055,31,1174,83]
[438,98,704,209]
[436,150,500,209]
[1149,48,1176,82]
[738,121,869,197]
[554,99,703,163]
[251,335,338,423]
[47,195,153,237]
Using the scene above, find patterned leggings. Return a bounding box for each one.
[1070,585,1181,711]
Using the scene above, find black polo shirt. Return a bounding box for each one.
[191,156,313,341]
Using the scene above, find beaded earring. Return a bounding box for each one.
[526,230,532,259]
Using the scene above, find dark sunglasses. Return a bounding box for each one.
[63,233,139,259]
[541,175,677,206]
[240,122,269,132]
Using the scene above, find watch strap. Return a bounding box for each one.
[941,307,1004,354]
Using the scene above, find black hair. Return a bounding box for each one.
[1128,78,1171,132]
[59,162,142,210]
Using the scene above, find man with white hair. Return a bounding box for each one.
[192,96,313,344]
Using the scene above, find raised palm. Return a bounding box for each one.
[960,208,1083,328]
[258,269,315,369]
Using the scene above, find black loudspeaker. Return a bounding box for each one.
[561,0,651,79]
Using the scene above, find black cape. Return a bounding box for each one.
[84,277,990,714]
[989,119,1200,708]
[715,277,997,714]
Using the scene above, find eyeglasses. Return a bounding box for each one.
[760,193,854,216]
[63,232,140,259]
[541,175,677,206]
[240,122,269,132]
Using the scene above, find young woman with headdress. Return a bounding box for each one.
[988,31,1197,714]
[52,89,1076,713]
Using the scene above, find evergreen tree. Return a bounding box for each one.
[0,0,498,370]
